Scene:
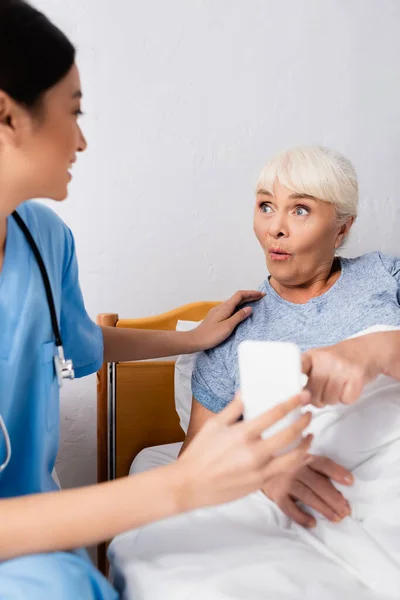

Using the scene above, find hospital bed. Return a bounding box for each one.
[97,313,400,598]
[96,302,218,574]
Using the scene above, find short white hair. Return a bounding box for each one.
[256,145,358,224]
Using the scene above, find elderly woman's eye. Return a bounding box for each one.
[295,206,309,216]
[260,203,272,213]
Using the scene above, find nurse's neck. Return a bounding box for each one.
[0,217,6,274]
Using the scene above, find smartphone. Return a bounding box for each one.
[238,340,304,443]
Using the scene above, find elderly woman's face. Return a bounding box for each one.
[254,180,344,286]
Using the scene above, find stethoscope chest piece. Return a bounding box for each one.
[54,345,75,387]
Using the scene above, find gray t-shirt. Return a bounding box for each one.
[192,252,400,413]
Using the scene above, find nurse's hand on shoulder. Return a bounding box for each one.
[190,290,265,351]
[176,391,312,509]
[302,333,389,407]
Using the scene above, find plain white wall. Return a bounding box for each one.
[32,0,400,489]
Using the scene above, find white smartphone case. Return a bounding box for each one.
[238,340,303,442]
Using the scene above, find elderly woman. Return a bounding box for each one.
[181,145,400,528]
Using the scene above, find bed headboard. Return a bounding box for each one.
[96,302,219,573]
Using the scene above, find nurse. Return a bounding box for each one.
[0,1,312,597]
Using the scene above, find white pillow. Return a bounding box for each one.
[174,320,201,433]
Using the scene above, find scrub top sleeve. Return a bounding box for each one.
[60,227,104,379]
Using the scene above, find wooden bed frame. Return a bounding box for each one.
[96,302,218,574]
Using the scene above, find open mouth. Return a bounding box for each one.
[68,158,76,178]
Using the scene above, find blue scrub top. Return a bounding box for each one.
[0,201,103,497]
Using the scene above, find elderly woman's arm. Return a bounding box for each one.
[302,330,400,407]
[179,398,214,456]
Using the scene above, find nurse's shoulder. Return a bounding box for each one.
[16,201,74,267]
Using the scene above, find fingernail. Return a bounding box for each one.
[340,506,350,518]
[306,519,316,528]
[343,474,354,485]
[333,514,342,522]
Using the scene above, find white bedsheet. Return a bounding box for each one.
[109,332,400,599]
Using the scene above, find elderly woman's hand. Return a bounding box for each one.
[262,455,353,527]
[301,332,396,407]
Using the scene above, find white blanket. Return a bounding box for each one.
[109,328,400,600]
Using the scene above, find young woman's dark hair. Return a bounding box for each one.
[0,0,75,109]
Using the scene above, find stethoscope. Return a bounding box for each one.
[0,211,75,473]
